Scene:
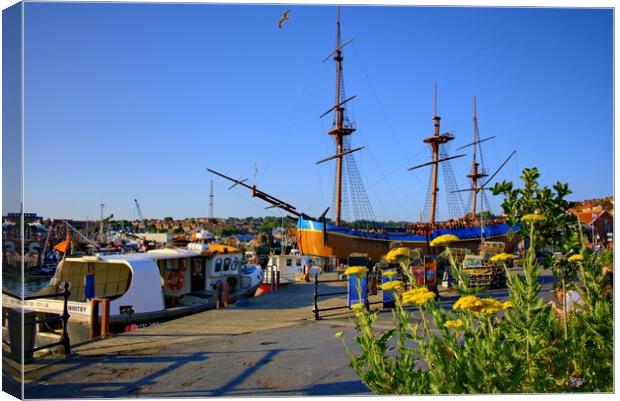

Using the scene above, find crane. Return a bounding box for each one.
[134,199,147,233]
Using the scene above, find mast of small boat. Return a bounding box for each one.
[329,7,356,227]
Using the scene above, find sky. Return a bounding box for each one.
[11,2,614,222]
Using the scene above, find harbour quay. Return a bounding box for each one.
[7,268,553,398]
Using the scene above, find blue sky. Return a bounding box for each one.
[19,3,613,222]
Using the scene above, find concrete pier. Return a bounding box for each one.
[20,273,378,397]
[11,268,551,398]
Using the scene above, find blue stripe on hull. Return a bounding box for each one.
[297,217,516,242]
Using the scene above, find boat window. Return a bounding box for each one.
[287,258,292,267]
[58,261,132,302]
[223,258,231,271]
[232,257,239,270]
[296,259,301,266]
[215,258,222,272]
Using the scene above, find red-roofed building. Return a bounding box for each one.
[574,210,613,245]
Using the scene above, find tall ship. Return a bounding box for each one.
[210,9,518,262]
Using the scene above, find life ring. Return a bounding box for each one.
[166,271,185,290]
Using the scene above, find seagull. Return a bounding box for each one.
[278,10,290,28]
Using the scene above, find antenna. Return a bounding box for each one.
[99,203,105,236]
[209,180,214,219]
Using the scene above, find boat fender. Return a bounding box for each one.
[166,270,185,290]
[179,258,186,272]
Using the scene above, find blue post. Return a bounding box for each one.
[382,272,397,308]
[84,273,95,300]
[348,275,367,308]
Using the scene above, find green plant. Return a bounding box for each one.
[492,167,578,253]
[337,218,613,394]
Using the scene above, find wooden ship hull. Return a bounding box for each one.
[295,218,519,261]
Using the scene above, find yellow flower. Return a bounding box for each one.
[568,254,584,263]
[381,280,403,292]
[335,331,344,338]
[382,270,398,280]
[351,303,365,312]
[453,295,483,311]
[429,234,460,247]
[522,213,546,224]
[343,265,368,277]
[490,253,518,263]
[501,301,513,310]
[386,247,411,262]
[444,319,464,329]
[479,298,502,315]
[402,287,436,306]
[453,296,502,315]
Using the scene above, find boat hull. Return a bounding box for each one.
[296,218,520,260]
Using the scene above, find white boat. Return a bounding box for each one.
[263,249,326,284]
[8,234,262,331]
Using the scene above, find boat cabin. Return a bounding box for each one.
[27,244,262,325]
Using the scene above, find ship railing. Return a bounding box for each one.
[2,282,71,362]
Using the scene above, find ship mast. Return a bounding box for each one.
[467,96,488,220]
[329,7,356,227]
[423,85,455,227]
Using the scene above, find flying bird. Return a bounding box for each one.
[278,10,290,28]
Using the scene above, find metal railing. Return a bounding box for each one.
[2,282,71,360]
[312,272,386,320]
[312,274,349,320]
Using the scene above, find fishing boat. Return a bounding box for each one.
[7,232,263,332]
[209,8,518,262]
[263,249,329,285]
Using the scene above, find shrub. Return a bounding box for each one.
[337,216,613,394]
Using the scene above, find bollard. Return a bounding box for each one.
[313,273,320,320]
[89,299,100,339]
[100,299,110,338]
[61,282,71,355]
[215,283,223,309]
[223,281,230,307]
[271,267,275,291]
[276,271,280,290]
[7,308,36,363]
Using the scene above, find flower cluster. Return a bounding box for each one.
[382,269,398,280]
[490,252,518,263]
[381,280,403,292]
[568,254,584,263]
[402,287,436,306]
[521,213,546,224]
[344,266,369,278]
[429,234,460,247]
[444,319,464,329]
[453,295,507,315]
[386,247,411,262]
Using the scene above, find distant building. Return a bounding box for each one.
[574,210,613,244]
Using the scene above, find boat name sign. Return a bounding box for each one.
[2,295,91,317]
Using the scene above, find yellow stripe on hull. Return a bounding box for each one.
[296,228,519,260]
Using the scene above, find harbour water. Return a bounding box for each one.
[2,273,51,295]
